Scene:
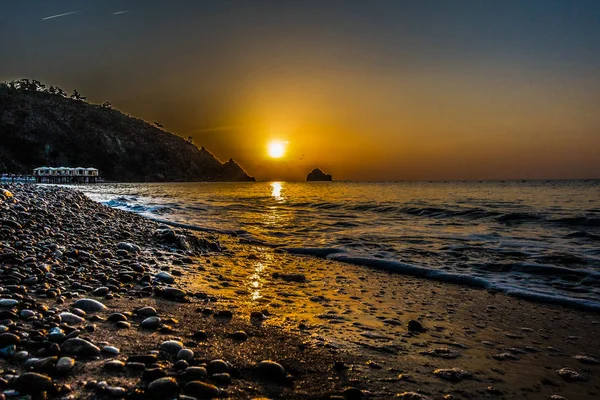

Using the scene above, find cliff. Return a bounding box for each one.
[0,81,254,182]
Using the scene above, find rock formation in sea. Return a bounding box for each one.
[306,168,332,181]
[0,80,254,182]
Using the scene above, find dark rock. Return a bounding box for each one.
[306,168,333,181]
[407,320,426,333]
[147,377,180,399]
[256,360,287,382]
[61,338,101,357]
[184,381,221,399]
[72,298,107,312]
[14,372,53,394]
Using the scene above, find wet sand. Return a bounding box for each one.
[0,184,598,399]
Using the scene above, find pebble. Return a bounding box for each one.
[573,355,599,365]
[256,360,287,382]
[177,348,194,361]
[141,316,161,329]
[156,271,175,283]
[0,299,19,307]
[62,338,101,356]
[104,360,126,371]
[137,307,158,317]
[207,359,230,375]
[159,340,184,354]
[14,372,53,394]
[433,368,473,382]
[73,298,107,312]
[184,381,221,399]
[556,367,587,381]
[118,242,141,253]
[56,357,76,374]
[183,366,208,381]
[102,346,120,356]
[147,377,180,399]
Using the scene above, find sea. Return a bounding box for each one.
[77,180,600,312]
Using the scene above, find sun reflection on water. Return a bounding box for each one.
[271,181,284,201]
[250,262,265,301]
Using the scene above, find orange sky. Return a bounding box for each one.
[2,1,600,181]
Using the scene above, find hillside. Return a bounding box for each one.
[0,81,254,182]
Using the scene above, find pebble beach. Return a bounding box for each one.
[0,184,599,399]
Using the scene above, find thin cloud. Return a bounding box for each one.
[113,10,129,15]
[42,11,78,21]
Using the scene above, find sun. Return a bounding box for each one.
[267,140,287,158]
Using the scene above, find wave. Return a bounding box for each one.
[284,247,600,313]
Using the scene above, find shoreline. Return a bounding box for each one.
[0,184,598,399]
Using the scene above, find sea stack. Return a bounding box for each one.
[306,168,332,181]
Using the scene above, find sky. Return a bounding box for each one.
[1,0,600,181]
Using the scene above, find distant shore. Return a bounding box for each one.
[0,184,599,399]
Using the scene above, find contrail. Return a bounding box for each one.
[42,11,78,20]
[113,10,129,15]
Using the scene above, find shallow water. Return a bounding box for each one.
[77,180,600,311]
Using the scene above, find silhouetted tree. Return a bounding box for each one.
[101,102,112,109]
[154,122,164,129]
[55,87,67,97]
[70,89,86,101]
[48,85,57,95]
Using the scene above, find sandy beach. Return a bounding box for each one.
[0,184,598,399]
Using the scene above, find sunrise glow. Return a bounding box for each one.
[267,140,287,158]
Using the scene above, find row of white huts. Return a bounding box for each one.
[33,167,100,183]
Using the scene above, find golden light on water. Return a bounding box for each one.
[267,140,287,158]
[270,181,283,201]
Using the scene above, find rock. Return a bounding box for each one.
[306,168,333,181]
[20,309,35,319]
[159,340,183,354]
[0,332,20,347]
[118,242,141,253]
[59,312,85,325]
[14,372,53,394]
[93,286,110,296]
[127,354,158,364]
[231,331,248,341]
[177,349,194,361]
[211,373,231,385]
[147,377,180,399]
[407,320,426,333]
[184,381,221,399]
[102,346,120,356]
[62,338,101,357]
[161,287,187,300]
[141,316,161,329]
[493,352,519,361]
[419,348,460,359]
[137,307,158,317]
[104,360,126,371]
[433,368,473,382]
[73,298,107,312]
[107,313,128,322]
[556,367,587,381]
[156,271,175,284]
[256,360,287,382]
[0,189,13,198]
[192,330,208,341]
[182,366,208,381]
[116,321,131,329]
[0,299,18,307]
[56,357,75,374]
[341,387,363,400]
[573,355,599,365]
[207,360,230,375]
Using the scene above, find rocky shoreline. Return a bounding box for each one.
[0,184,369,399]
[1,184,600,399]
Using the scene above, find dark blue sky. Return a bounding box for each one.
[2,1,600,179]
